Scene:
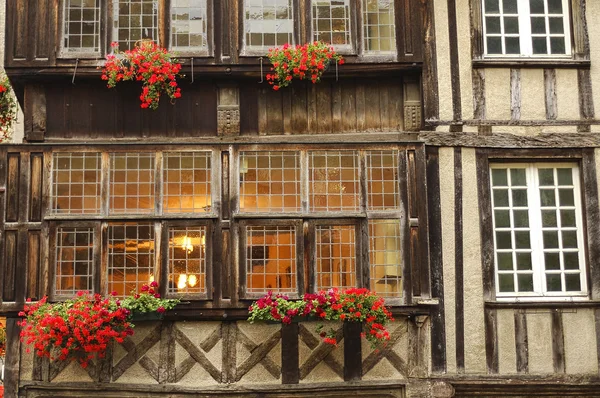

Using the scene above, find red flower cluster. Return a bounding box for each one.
[0,73,17,141]
[266,41,344,90]
[248,288,393,348]
[101,41,182,110]
[18,293,133,368]
[0,321,6,357]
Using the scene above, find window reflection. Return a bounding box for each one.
[53,153,102,214]
[244,0,294,50]
[171,0,209,53]
[312,0,352,50]
[369,220,402,297]
[163,152,211,213]
[316,225,356,290]
[168,226,207,295]
[110,153,155,214]
[309,151,360,212]
[55,228,94,296]
[363,0,396,53]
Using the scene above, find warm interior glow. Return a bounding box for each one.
[182,236,194,253]
[188,274,198,287]
[177,274,187,290]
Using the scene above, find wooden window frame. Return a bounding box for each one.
[57,0,214,59]
[477,148,600,303]
[471,0,590,64]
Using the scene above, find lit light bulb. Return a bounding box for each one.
[182,236,194,253]
[188,274,198,287]
[177,274,187,290]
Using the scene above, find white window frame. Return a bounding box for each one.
[490,162,588,301]
[482,0,572,58]
[59,0,103,58]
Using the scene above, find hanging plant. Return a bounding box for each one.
[248,288,393,348]
[0,74,17,141]
[18,283,179,368]
[266,41,344,91]
[101,41,183,110]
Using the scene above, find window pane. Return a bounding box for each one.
[313,0,351,49]
[367,150,399,210]
[498,274,515,292]
[316,225,356,290]
[244,0,294,50]
[170,0,209,53]
[550,37,566,54]
[52,153,102,214]
[163,152,212,213]
[486,37,503,54]
[484,0,500,13]
[113,0,158,51]
[168,226,207,295]
[517,274,534,292]
[309,151,359,212]
[492,169,508,186]
[502,0,518,13]
[240,151,301,212]
[246,225,297,294]
[63,0,101,53]
[363,0,396,53]
[108,223,155,297]
[532,37,548,54]
[55,228,94,296]
[110,153,155,214]
[369,219,402,297]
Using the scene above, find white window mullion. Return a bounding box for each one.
[528,164,545,295]
[518,0,532,56]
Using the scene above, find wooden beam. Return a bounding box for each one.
[24,84,46,142]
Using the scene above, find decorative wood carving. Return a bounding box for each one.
[218,85,241,136]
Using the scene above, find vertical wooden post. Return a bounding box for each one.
[343,321,362,381]
[281,323,299,384]
[4,318,21,397]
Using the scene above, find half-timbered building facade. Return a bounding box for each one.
[1,0,600,397]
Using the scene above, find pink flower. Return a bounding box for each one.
[157,306,166,314]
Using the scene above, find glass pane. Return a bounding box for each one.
[313,0,351,47]
[108,223,155,297]
[558,189,574,206]
[498,252,513,270]
[530,17,546,34]
[546,274,562,291]
[512,189,528,206]
[513,210,529,227]
[52,153,102,214]
[369,220,402,297]
[515,231,531,249]
[367,151,400,210]
[110,153,155,214]
[496,231,512,249]
[540,189,556,206]
[542,210,557,227]
[63,0,101,52]
[113,0,158,51]
[170,0,209,51]
[495,210,511,227]
[532,37,548,54]
[549,17,565,34]
[168,226,207,295]
[550,37,566,54]
[562,231,578,248]
[547,0,563,13]
[240,151,301,212]
[309,151,360,212]
[511,169,526,186]
[556,168,573,185]
[55,228,94,296]
[538,168,554,185]
[503,17,519,34]
[484,0,500,13]
[565,274,581,291]
[363,0,396,53]
[543,231,559,249]
[486,17,501,34]
[164,152,212,214]
[487,37,502,54]
[245,225,297,294]
[560,210,576,227]
[502,0,518,13]
[545,252,560,270]
[516,252,532,270]
[529,0,545,13]
[316,225,356,290]
[563,252,579,270]
[245,0,294,49]
[505,37,520,54]
[492,169,508,186]
[518,274,534,292]
[499,274,515,292]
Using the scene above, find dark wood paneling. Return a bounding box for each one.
[6,154,20,223]
[426,147,446,373]
[3,230,18,302]
[514,310,529,373]
[551,310,565,374]
[27,230,41,299]
[581,149,600,300]
[281,323,299,384]
[12,0,28,60]
[3,318,21,398]
[29,153,43,222]
[447,0,462,122]
[343,321,362,381]
[484,308,498,373]
[454,148,465,373]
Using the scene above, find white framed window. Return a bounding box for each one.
[482,0,571,57]
[311,0,353,52]
[61,0,102,57]
[490,163,587,300]
[243,0,295,53]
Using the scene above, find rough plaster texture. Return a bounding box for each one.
[19,348,34,382]
[556,69,581,120]
[52,361,94,383]
[563,309,598,374]
[485,69,511,120]
[236,322,281,384]
[298,321,344,383]
[496,309,516,374]
[520,69,546,120]
[461,148,486,374]
[439,147,457,374]
[361,321,407,380]
[433,0,453,121]
[456,0,474,120]
[526,312,554,374]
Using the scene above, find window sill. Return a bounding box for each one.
[472,58,590,69]
[485,299,600,309]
